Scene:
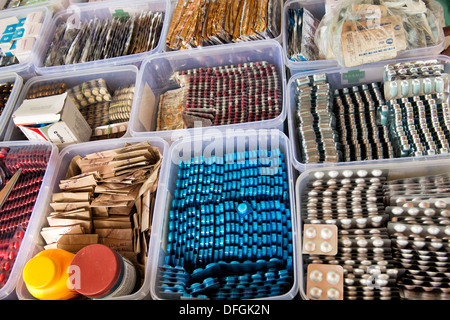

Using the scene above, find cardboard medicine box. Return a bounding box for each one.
[12,92,92,146]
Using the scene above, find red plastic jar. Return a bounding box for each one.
[70,244,137,299]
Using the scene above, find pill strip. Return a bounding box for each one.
[0,145,51,289]
[385,173,450,298]
[306,264,344,300]
[301,168,401,300]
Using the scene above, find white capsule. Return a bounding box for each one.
[304,241,316,252]
[397,240,408,248]
[394,224,407,233]
[342,239,352,247]
[326,271,340,285]
[357,239,368,247]
[327,288,340,300]
[435,200,447,209]
[320,241,333,253]
[321,227,333,240]
[314,171,325,179]
[357,169,368,177]
[411,225,423,234]
[392,207,404,215]
[424,208,435,217]
[427,226,440,235]
[305,226,317,239]
[373,239,385,247]
[312,180,322,187]
[309,287,322,299]
[419,201,430,208]
[342,170,354,177]
[408,208,420,216]
[445,226,450,236]
[328,170,339,178]
[309,270,323,283]
[371,169,383,177]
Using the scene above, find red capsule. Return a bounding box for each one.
[8,251,14,260]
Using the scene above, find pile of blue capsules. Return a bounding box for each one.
[157,148,294,299]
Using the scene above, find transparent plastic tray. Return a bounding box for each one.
[0,73,22,140]
[287,54,450,172]
[282,0,447,74]
[129,40,287,144]
[295,157,450,300]
[148,129,299,300]
[0,6,52,78]
[15,136,169,300]
[34,0,170,75]
[3,64,139,143]
[0,140,58,300]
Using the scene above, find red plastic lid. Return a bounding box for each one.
[70,244,121,297]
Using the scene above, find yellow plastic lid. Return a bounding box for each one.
[23,255,57,289]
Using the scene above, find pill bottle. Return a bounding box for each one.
[70,244,137,299]
[23,249,79,300]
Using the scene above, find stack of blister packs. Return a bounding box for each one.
[301,168,402,300]
[383,59,450,158]
[384,173,450,300]
[157,148,294,299]
[157,61,282,131]
[166,0,281,50]
[43,11,164,67]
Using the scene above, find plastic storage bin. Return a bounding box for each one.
[282,0,447,74]
[295,157,450,300]
[3,64,139,142]
[15,136,169,300]
[0,6,52,78]
[0,0,69,12]
[34,0,170,75]
[0,73,22,140]
[0,140,58,300]
[129,40,287,144]
[163,0,283,51]
[148,129,299,300]
[287,54,450,172]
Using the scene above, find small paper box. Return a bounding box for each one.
[12,92,92,147]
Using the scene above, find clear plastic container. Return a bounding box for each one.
[0,6,52,78]
[287,54,450,172]
[0,140,59,300]
[148,129,299,300]
[15,136,169,300]
[295,157,450,300]
[0,73,22,140]
[1,0,69,13]
[283,0,447,75]
[34,0,170,75]
[162,0,283,51]
[3,64,139,142]
[129,40,287,144]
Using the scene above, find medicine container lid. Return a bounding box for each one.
[70,244,121,297]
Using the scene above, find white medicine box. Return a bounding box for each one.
[12,92,92,147]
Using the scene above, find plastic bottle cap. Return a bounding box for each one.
[70,244,121,297]
[23,255,57,289]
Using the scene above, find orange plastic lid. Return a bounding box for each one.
[70,244,121,297]
[23,255,58,289]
